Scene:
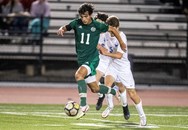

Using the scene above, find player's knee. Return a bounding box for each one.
[91,87,99,93]
[75,73,84,81]
[89,85,99,93]
[128,89,137,98]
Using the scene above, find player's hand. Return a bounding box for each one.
[57,27,65,36]
[99,47,108,55]
[120,43,127,52]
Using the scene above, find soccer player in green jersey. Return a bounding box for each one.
[57,3,126,119]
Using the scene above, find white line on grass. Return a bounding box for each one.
[1,111,188,117]
[1,111,188,129]
[73,123,112,128]
[34,124,65,127]
[159,124,188,129]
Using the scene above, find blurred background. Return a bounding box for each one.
[0,0,188,86]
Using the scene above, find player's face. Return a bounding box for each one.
[80,11,92,25]
[110,27,119,37]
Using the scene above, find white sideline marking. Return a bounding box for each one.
[107,113,188,117]
[1,111,188,129]
[0,112,27,115]
[159,124,188,129]
[121,124,159,129]
[34,124,65,127]
[73,123,112,128]
[1,111,188,117]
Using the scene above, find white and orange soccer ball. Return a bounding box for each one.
[64,101,80,117]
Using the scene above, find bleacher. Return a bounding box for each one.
[46,0,187,65]
[0,0,187,84]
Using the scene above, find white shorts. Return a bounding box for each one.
[82,65,96,84]
[96,60,110,74]
[105,64,135,89]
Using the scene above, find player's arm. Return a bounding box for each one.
[57,24,72,36]
[97,44,102,50]
[105,51,123,59]
[108,26,127,52]
[99,46,123,59]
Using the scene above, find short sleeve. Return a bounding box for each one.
[98,33,106,45]
[99,22,109,33]
[68,19,77,30]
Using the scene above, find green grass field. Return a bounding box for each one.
[0,104,187,130]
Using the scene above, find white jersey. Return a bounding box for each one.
[110,32,131,71]
[96,32,120,74]
[103,31,135,88]
[98,32,114,64]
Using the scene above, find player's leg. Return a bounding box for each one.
[75,65,90,119]
[75,65,88,107]
[95,69,105,110]
[85,58,116,95]
[101,93,113,118]
[119,69,146,126]
[95,60,110,110]
[76,71,116,119]
[113,85,121,102]
[87,80,116,95]
[127,89,146,126]
[101,73,116,118]
[115,82,130,120]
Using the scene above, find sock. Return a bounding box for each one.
[113,85,119,92]
[99,84,116,95]
[98,93,104,98]
[106,94,114,108]
[120,90,128,107]
[77,80,87,107]
[135,100,145,117]
[97,82,104,98]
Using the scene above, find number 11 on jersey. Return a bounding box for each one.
[80,33,90,45]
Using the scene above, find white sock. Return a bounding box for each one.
[106,94,114,108]
[98,93,104,98]
[113,85,119,92]
[120,90,128,107]
[135,100,145,117]
[97,82,104,98]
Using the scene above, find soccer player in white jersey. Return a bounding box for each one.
[98,15,147,126]
[94,12,130,120]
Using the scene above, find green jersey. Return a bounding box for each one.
[67,18,109,66]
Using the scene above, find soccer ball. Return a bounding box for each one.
[64,101,80,116]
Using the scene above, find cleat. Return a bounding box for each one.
[76,105,89,120]
[101,106,113,118]
[76,109,85,120]
[122,105,130,120]
[96,94,105,110]
[140,115,147,126]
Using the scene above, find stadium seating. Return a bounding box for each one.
[46,0,187,64]
[0,0,187,84]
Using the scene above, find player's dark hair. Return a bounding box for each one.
[106,15,119,28]
[94,12,108,22]
[78,3,94,15]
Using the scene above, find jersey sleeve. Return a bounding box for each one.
[66,19,77,31]
[99,22,109,33]
[98,33,106,45]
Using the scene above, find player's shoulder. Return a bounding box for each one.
[93,19,108,26]
[69,18,81,26]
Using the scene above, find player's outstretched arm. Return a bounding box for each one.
[99,46,123,59]
[57,26,67,36]
[108,26,127,52]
